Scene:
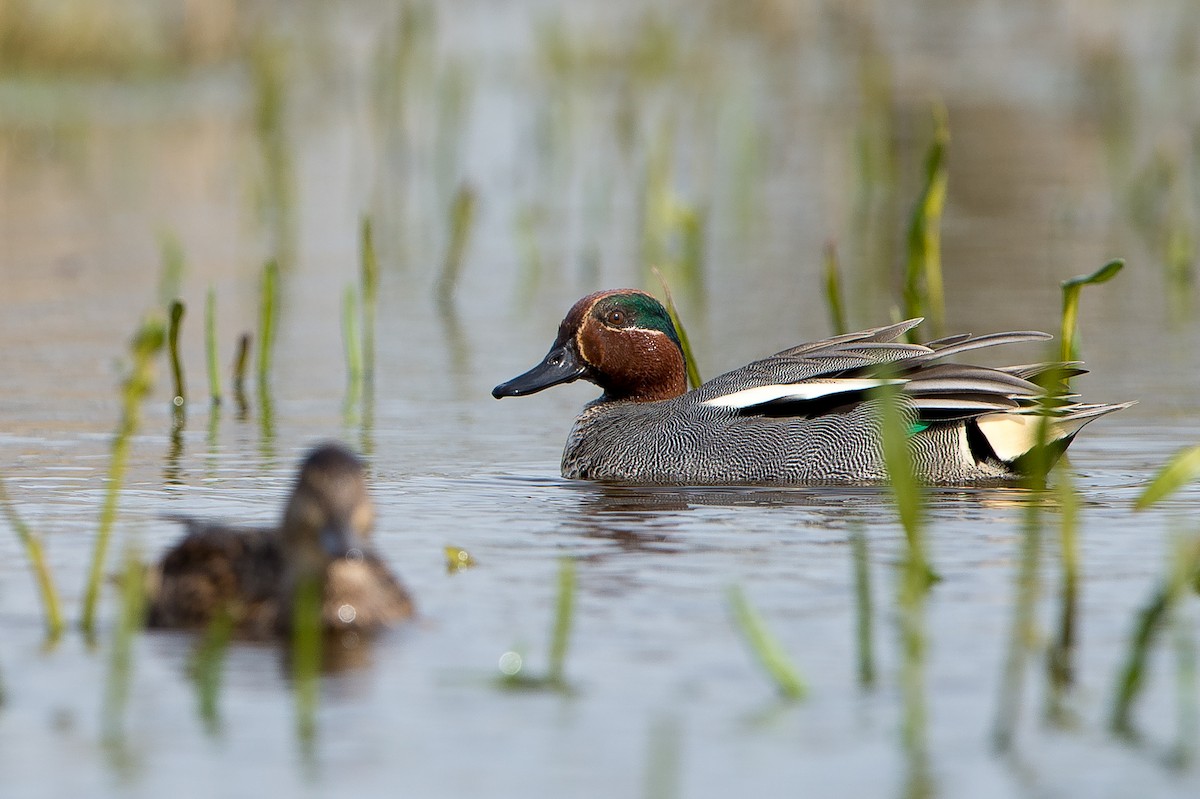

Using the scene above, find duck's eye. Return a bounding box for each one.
[605,309,626,326]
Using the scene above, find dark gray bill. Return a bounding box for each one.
[492,344,586,398]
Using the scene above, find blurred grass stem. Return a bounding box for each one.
[360,217,379,387]
[205,288,221,406]
[902,103,949,339]
[436,185,477,306]
[168,300,186,412]
[0,475,64,640]
[652,267,702,389]
[823,242,848,335]
[851,526,876,687]
[81,317,165,637]
[1059,260,1124,362]
[728,585,806,701]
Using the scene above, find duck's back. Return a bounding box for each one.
[146,522,284,634]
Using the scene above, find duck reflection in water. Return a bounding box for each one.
[146,443,414,641]
[559,482,886,553]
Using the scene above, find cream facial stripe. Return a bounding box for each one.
[573,293,606,364]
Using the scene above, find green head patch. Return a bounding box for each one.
[591,292,682,348]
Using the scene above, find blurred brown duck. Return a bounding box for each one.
[146,443,414,638]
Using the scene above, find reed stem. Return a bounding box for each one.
[256,259,279,393]
[1059,259,1124,362]
[851,525,875,687]
[205,288,221,406]
[0,475,64,640]
[342,285,363,406]
[823,241,848,335]
[292,575,322,756]
[168,300,186,411]
[101,548,146,765]
[360,217,379,386]
[232,333,251,417]
[436,184,477,305]
[902,102,949,339]
[81,318,165,637]
[189,610,234,737]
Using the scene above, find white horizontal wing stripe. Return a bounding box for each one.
[701,378,907,409]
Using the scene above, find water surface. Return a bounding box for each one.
[2,2,1200,797]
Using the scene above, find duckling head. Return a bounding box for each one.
[280,443,375,579]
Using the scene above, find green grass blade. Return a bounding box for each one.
[342,284,363,402]
[0,475,64,641]
[903,102,949,338]
[360,216,379,385]
[1170,535,1199,767]
[158,231,185,307]
[256,259,279,392]
[205,288,221,406]
[1060,258,1126,290]
[168,300,186,411]
[81,317,165,637]
[1059,259,1124,362]
[652,266,702,389]
[547,558,577,687]
[1045,470,1081,724]
[874,384,926,569]
[823,241,848,335]
[851,525,875,687]
[252,41,296,270]
[1111,585,1170,736]
[291,575,322,757]
[232,332,251,417]
[101,548,146,772]
[872,378,935,766]
[189,610,234,737]
[727,585,806,701]
[436,184,477,305]
[679,206,706,291]
[1109,537,1200,736]
[992,496,1045,752]
[1135,444,1200,510]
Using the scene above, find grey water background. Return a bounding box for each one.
[2,1,1200,796]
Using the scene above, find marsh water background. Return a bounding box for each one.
[2,1,1200,796]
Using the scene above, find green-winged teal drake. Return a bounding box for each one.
[146,443,413,638]
[492,289,1132,485]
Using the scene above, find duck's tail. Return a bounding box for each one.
[972,401,1136,472]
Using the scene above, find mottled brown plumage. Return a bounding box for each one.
[145,444,413,638]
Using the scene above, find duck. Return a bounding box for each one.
[145,443,414,638]
[492,289,1132,485]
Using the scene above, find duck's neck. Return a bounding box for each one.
[587,330,688,403]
